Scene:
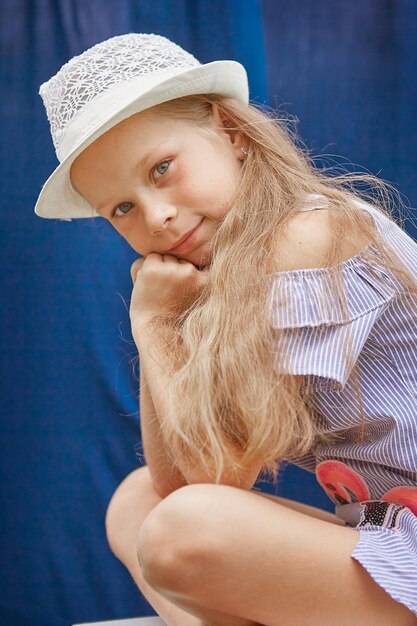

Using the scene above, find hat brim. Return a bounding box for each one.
[34,60,249,220]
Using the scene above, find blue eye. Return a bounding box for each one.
[114,202,133,217]
[154,160,170,178]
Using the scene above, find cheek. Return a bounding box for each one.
[112,220,146,254]
[215,172,239,217]
[188,161,239,213]
[215,157,241,200]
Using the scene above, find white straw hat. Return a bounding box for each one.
[34,33,249,220]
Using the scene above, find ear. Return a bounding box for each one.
[211,102,248,159]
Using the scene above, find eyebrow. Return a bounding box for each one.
[96,142,170,213]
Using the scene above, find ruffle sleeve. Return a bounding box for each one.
[268,243,399,390]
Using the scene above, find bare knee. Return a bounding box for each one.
[105,466,151,530]
[105,465,162,563]
[136,484,220,591]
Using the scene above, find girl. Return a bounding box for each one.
[36,34,417,626]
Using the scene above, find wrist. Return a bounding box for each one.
[131,314,157,341]
[131,312,175,345]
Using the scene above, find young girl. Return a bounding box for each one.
[35,34,417,626]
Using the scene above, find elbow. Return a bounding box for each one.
[184,460,263,492]
[148,467,189,499]
[147,454,263,496]
[153,481,185,499]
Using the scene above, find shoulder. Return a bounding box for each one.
[273,208,371,272]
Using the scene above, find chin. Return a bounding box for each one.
[187,244,212,268]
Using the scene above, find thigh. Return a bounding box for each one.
[139,484,417,626]
[254,489,346,525]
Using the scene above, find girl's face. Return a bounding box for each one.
[70,103,246,268]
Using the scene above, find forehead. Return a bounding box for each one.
[88,108,168,153]
[69,107,216,205]
[77,105,212,167]
[71,111,172,180]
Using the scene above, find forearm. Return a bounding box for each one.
[137,322,188,498]
[134,319,263,490]
[134,318,180,442]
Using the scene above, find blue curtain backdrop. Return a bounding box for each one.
[1,1,416,625]
[262,0,417,216]
[260,0,417,505]
[0,2,267,625]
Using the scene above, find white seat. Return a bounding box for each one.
[72,617,166,626]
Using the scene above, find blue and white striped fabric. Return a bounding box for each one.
[269,195,417,616]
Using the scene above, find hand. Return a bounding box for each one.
[129,253,209,327]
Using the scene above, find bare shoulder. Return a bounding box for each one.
[275,208,371,272]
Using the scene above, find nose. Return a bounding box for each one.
[140,195,178,235]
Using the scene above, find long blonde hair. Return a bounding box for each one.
[139,94,417,484]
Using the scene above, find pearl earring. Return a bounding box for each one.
[240,147,249,158]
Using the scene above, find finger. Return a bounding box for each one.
[130,257,145,283]
[132,258,145,269]
[131,267,138,284]
[162,253,184,263]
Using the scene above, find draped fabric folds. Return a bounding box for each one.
[1,1,416,624]
[0,2,266,624]
[260,0,417,509]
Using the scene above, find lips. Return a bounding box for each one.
[168,220,203,252]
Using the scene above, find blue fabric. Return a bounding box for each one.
[0,2,266,625]
[260,0,417,506]
[261,0,417,231]
[2,1,417,624]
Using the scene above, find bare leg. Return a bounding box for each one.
[136,483,417,626]
[105,467,260,626]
